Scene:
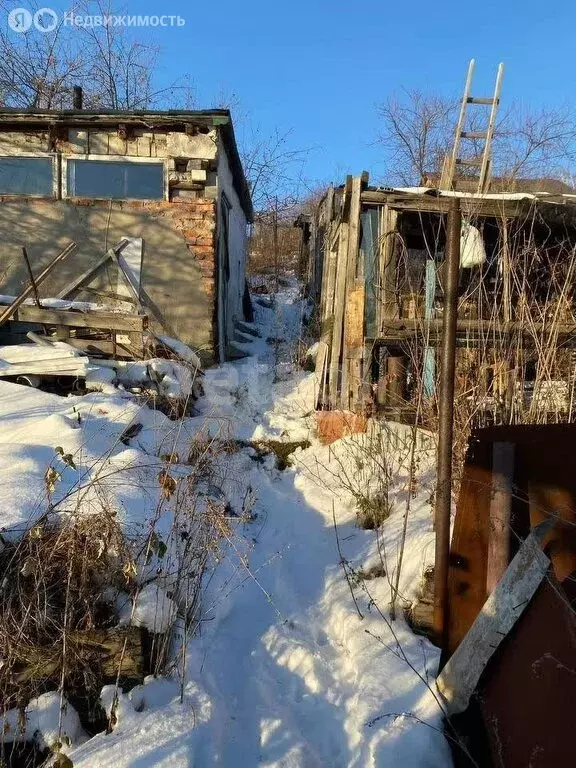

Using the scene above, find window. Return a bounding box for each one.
[67,159,164,200]
[0,156,54,196]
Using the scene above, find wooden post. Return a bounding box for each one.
[328,177,352,408]
[342,176,364,410]
[433,198,461,649]
[387,354,407,414]
[486,442,515,593]
[378,205,399,329]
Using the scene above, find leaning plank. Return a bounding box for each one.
[115,237,143,300]
[436,519,554,715]
[113,242,178,338]
[56,239,128,300]
[11,305,147,332]
[0,242,76,329]
[328,219,350,407]
[341,176,363,410]
[314,340,329,408]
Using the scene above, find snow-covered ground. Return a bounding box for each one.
[0,279,451,766]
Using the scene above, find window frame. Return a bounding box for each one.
[62,155,168,202]
[0,153,58,198]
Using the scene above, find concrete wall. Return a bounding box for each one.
[0,122,251,363]
[0,198,217,360]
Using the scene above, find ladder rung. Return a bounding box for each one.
[460,131,488,139]
[456,158,483,167]
[467,97,499,105]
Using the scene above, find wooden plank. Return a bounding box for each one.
[328,219,350,408]
[345,285,365,350]
[318,187,335,321]
[437,520,553,715]
[314,341,329,409]
[113,238,143,301]
[315,249,338,407]
[0,242,76,328]
[379,205,399,330]
[361,190,525,218]
[67,338,137,358]
[486,442,515,594]
[56,240,128,299]
[21,247,41,307]
[12,304,147,332]
[341,176,363,410]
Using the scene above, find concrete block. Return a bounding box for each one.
[203,185,218,200]
[151,134,168,157]
[170,189,198,201]
[189,169,207,182]
[166,131,217,160]
[0,132,48,155]
[108,134,127,155]
[68,130,88,153]
[89,132,109,154]
[137,135,152,157]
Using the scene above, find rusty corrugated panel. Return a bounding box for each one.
[445,423,576,661]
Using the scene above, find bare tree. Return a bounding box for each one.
[377,89,456,185]
[238,125,311,279]
[377,88,576,186]
[0,0,194,110]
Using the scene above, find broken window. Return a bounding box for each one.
[66,159,164,200]
[0,156,54,196]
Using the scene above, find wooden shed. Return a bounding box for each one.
[306,174,576,429]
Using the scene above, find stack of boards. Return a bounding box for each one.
[0,342,88,378]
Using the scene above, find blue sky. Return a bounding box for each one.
[29,1,576,186]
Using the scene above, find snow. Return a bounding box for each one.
[0,294,115,312]
[71,679,211,767]
[1,692,86,750]
[119,583,177,634]
[0,276,451,766]
[389,185,546,200]
[157,335,203,370]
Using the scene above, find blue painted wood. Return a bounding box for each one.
[362,209,379,339]
[424,259,436,397]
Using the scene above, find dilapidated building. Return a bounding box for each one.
[0,108,253,364]
[303,173,576,426]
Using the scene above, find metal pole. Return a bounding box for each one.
[433,197,461,650]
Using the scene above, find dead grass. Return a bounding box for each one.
[0,512,137,712]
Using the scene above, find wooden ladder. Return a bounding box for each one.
[441,59,504,193]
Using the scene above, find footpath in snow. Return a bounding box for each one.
[1,278,452,767]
